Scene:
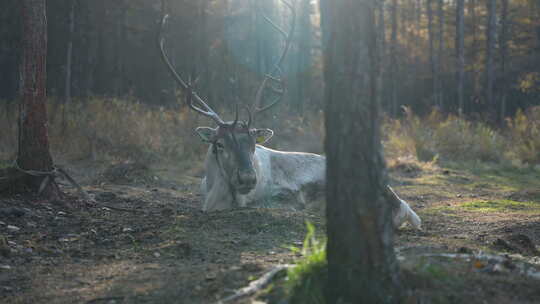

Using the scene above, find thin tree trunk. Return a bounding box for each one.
[295,0,312,115]
[427,0,437,107]
[390,0,398,116]
[62,0,76,132]
[468,0,478,97]
[437,0,444,109]
[499,0,509,124]
[456,0,465,116]
[485,0,496,114]
[18,0,58,197]
[321,0,402,302]
[376,0,386,107]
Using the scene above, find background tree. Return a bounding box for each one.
[427,0,437,106]
[456,0,465,115]
[499,0,509,123]
[62,0,76,131]
[390,0,398,116]
[321,0,402,302]
[485,0,497,114]
[436,0,444,108]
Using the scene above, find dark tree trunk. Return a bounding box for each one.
[456,0,465,115]
[294,0,313,115]
[376,0,386,107]
[499,0,509,123]
[468,0,478,98]
[17,0,58,197]
[427,0,437,106]
[485,0,496,115]
[321,0,402,302]
[390,0,398,116]
[62,0,76,131]
[436,0,444,108]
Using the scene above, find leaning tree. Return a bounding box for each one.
[321,0,403,302]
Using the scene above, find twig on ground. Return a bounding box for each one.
[214,264,291,304]
[84,200,143,213]
[86,296,124,304]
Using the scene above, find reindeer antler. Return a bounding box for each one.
[251,0,296,119]
[158,3,227,126]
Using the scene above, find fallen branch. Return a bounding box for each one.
[214,264,291,304]
[86,296,124,304]
[93,203,143,213]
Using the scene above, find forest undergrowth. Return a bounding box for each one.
[1,98,540,168]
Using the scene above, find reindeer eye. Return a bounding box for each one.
[215,142,224,149]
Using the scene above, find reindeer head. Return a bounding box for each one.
[195,111,273,195]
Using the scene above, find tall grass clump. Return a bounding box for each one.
[0,98,208,163]
[506,107,540,165]
[384,107,506,163]
[285,222,327,304]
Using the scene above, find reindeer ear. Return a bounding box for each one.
[253,128,273,144]
[196,127,217,143]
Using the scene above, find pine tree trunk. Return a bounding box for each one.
[18,0,58,198]
[456,0,465,115]
[321,0,402,302]
[485,0,496,115]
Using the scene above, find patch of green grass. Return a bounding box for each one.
[415,259,450,281]
[445,161,540,192]
[460,199,540,213]
[0,159,11,169]
[285,222,327,304]
[421,205,461,217]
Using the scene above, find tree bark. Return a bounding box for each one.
[18,0,58,197]
[321,0,402,302]
[485,0,497,114]
[456,0,465,115]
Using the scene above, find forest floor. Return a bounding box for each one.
[1,157,540,304]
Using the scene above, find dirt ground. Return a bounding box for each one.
[1,158,540,304]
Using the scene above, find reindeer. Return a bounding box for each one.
[158,1,421,230]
